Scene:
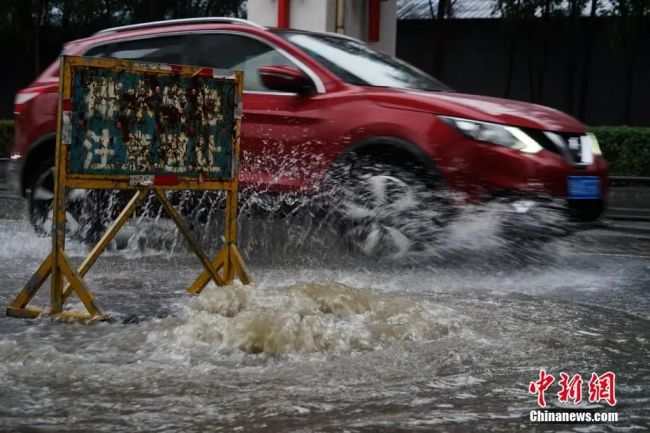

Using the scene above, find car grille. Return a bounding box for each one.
[557,133,591,166]
[523,129,592,167]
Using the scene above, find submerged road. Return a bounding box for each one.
[0,203,648,432]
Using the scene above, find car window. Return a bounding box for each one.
[87,35,189,65]
[84,45,109,58]
[278,31,448,92]
[194,33,298,92]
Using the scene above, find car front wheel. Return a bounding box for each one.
[326,157,453,258]
[28,160,101,241]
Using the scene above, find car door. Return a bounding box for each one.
[191,32,333,193]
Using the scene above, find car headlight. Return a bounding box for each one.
[440,116,543,154]
[587,132,602,155]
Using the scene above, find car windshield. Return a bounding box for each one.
[278,32,448,92]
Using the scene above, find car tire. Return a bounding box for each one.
[28,159,104,242]
[323,155,454,258]
[28,159,58,236]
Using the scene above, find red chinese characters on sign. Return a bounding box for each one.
[588,372,617,407]
[529,369,555,407]
[529,371,617,407]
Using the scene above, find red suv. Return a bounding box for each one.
[7,18,608,255]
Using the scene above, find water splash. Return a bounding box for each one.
[144,281,451,356]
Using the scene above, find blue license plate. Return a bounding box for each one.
[567,176,600,199]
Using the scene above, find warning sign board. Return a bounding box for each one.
[66,60,240,177]
[7,56,250,322]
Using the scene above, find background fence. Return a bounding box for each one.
[397,16,650,126]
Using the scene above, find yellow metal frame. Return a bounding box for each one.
[6,56,250,321]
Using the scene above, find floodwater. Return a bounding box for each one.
[0,208,649,432]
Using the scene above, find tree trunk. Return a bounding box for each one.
[503,24,518,98]
[437,0,447,19]
[34,0,43,77]
[536,24,549,103]
[428,0,435,19]
[432,0,448,78]
[624,16,640,124]
[535,1,553,103]
[565,1,581,115]
[577,0,598,120]
[526,29,536,102]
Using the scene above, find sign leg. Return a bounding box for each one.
[62,190,145,303]
[50,133,68,315]
[154,188,225,287]
[186,248,227,294]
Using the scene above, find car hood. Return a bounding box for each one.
[370,88,585,133]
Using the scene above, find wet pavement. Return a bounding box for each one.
[0,209,649,432]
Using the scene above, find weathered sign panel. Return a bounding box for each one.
[66,59,240,179]
[6,56,250,322]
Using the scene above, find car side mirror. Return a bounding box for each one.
[259,65,315,94]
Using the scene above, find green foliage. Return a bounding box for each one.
[490,0,650,17]
[493,0,567,18]
[2,0,246,32]
[0,0,246,57]
[608,0,650,17]
[0,119,13,157]
[592,126,650,176]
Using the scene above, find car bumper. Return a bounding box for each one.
[496,196,607,241]
[505,195,606,220]
[438,137,609,219]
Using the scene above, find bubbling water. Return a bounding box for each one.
[144,282,451,356]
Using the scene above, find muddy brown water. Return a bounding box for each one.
[0,217,649,432]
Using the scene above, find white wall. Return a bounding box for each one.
[343,0,366,40]
[247,0,335,32]
[292,0,336,33]
[372,0,396,55]
[246,0,396,55]
[245,0,276,26]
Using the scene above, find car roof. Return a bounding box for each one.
[269,27,363,43]
[84,17,360,45]
[95,17,266,35]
